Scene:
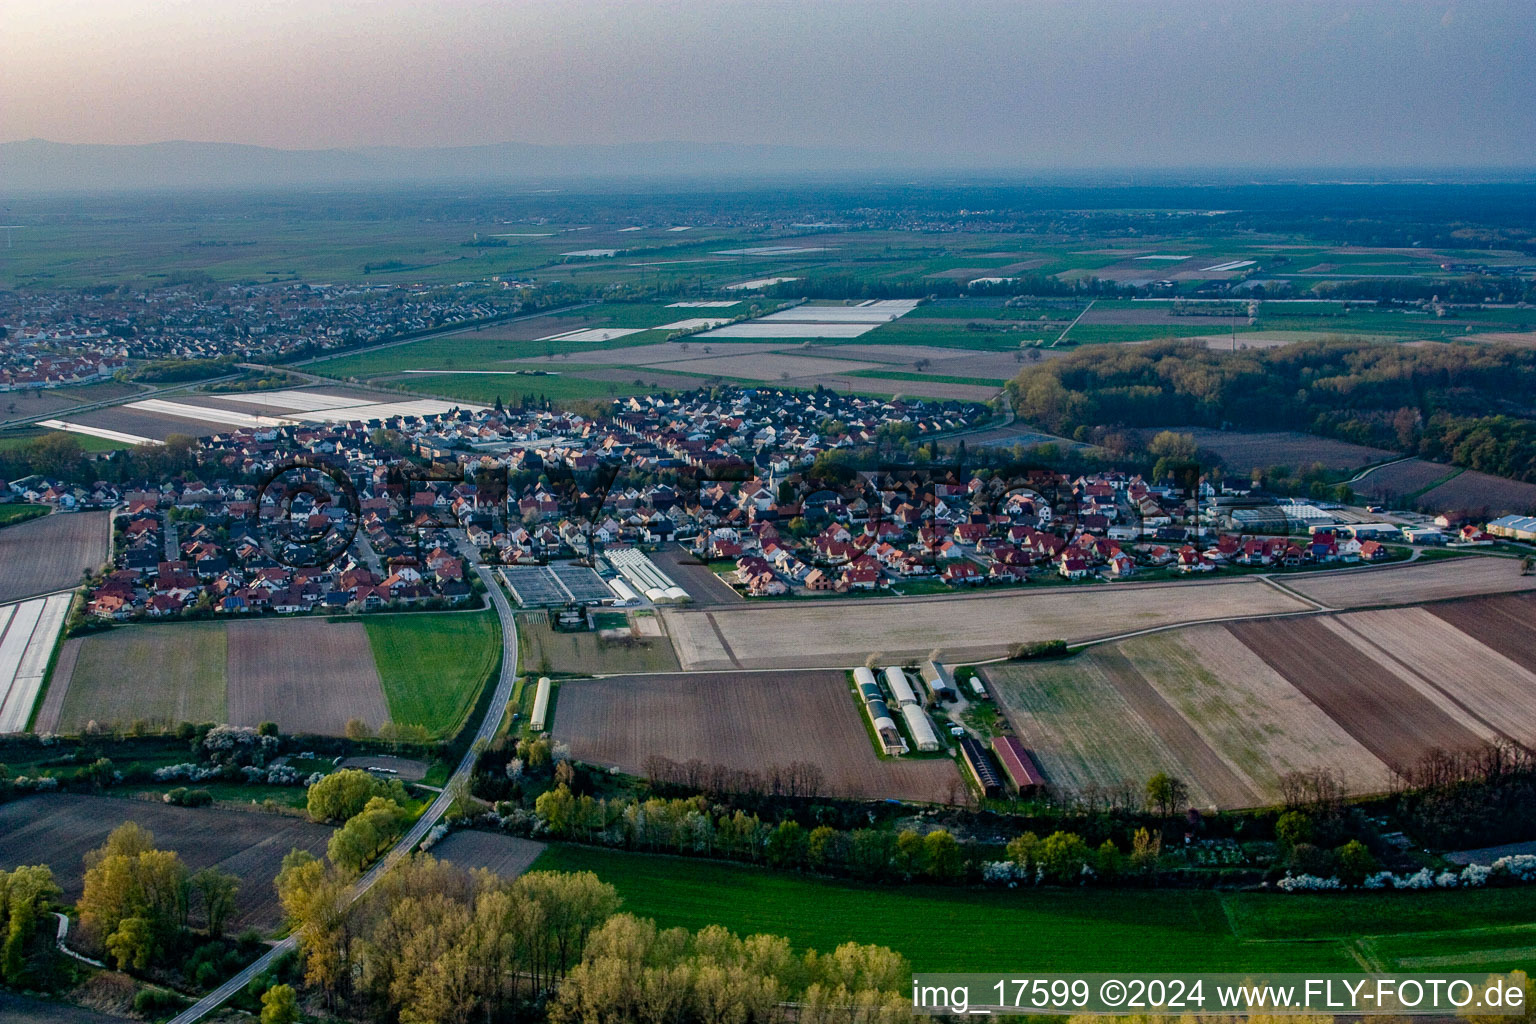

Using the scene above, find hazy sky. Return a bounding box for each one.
[3,0,1533,168]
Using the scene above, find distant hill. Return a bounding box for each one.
[0,138,916,192]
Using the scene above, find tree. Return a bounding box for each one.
[1336,840,1377,885]
[1006,832,1041,877]
[1274,810,1314,852]
[306,769,407,823]
[921,830,963,881]
[0,865,61,983]
[106,916,155,971]
[326,797,411,874]
[765,821,806,870]
[1129,827,1162,875]
[1095,839,1124,881]
[1145,772,1188,818]
[1038,831,1092,883]
[344,718,373,740]
[260,983,300,1024]
[190,868,239,939]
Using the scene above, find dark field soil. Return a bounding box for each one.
[0,793,331,933]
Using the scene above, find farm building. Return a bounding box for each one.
[852,666,883,703]
[921,660,958,702]
[530,676,553,732]
[605,548,691,604]
[991,736,1046,796]
[1487,514,1536,542]
[957,735,1002,798]
[882,666,918,706]
[864,696,905,755]
[900,703,941,752]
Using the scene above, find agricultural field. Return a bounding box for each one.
[552,670,963,803]
[0,503,49,526]
[1415,468,1536,516]
[516,614,680,676]
[1230,617,1491,771]
[1427,592,1536,674]
[983,587,1536,806]
[0,793,331,933]
[0,594,74,734]
[531,844,1536,973]
[44,611,499,737]
[430,830,546,879]
[48,623,228,733]
[660,577,1311,670]
[1352,458,1462,504]
[1284,554,1536,608]
[225,619,388,735]
[1152,427,1397,473]
[0,510,110,604]
[984,627,1393,808]
[364,610,500,737]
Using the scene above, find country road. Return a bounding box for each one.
[165,565,519,1024]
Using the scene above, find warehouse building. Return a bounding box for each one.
[957,735,1002,798]
[991,736,1046,796]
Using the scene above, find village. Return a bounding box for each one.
[0,280,507,389]
[6,381,1516,627]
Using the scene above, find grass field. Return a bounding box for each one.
[55,623,227,731]
[0,503,48,526]
[365,610,501,737]
[517,614,680,676]
[529,845,1536,972]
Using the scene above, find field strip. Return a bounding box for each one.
[1325,613,1531,743]
[33,636,82,733]
[1395,946,1536,969]
[1427,594,1536,674]
[0,600,45,720]
[1126,628,1394,800]
[1229,617,1485,770]
[1094,648,1260,808]
[126,399,295,429]
[36,419,164,446]
[0,594,71,732]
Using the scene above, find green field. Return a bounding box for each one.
[365,610,502,738]
[0,503,50,526]
[531,845,1536,973]
[56,622,228,731]
[516,614,680,676]
[0,429,136,453]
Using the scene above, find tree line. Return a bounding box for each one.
[1007,338,1536,485]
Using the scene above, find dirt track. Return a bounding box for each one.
[226,619,388,735]
[554,670,962,803]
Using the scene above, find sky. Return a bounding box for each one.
[2,0,1533,169]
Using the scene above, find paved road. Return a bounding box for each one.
[166,564,519,1024]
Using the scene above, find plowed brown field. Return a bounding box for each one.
[1229,617,1484,770]
[553,670,961,803]
[1427,593,1536,675]
[0,793,329,933]
[226,619,388,735]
